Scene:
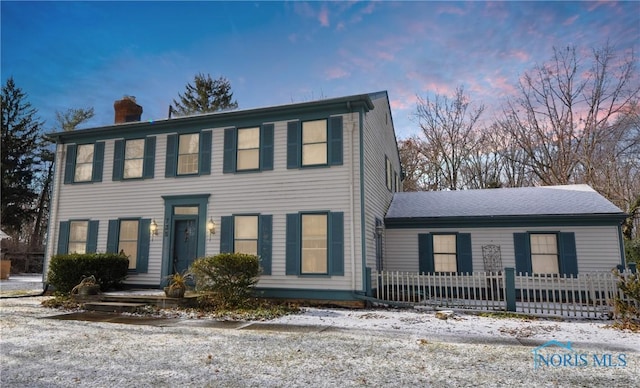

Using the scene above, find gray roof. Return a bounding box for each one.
[386,185,625,220]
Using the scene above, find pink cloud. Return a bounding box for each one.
[376,50,394,61]
[325,66,350,80]
[563,15,579,26]
[436,5,467,16]
[318,6,330,27]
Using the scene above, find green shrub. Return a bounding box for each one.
[47,253,129,294]
[190,253,260,308]
[612,269,640,331]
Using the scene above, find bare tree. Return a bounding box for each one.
[55,107,94,131]
[414,86,485,190]
[398,136,431,191]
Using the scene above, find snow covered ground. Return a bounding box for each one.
[1,296,638,387]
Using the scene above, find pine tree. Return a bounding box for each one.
[1,77,43,235]
[172,73,238,116]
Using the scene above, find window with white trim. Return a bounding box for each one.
[177,133,199,175]
[237,127,260,171]
[74,144,94,182]
[530,234,559,274]
[301,214,328,274]
[118,220,139,270]
[124,139,144,179]
[302,120,327,166]
[433,234,457,272]
[234,216,258,255]
[68,221,89,254]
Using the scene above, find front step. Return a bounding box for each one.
[84,301,147,313]
[101,294,199,309]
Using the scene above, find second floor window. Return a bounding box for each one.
[237,128,260,171]
[178,134,199,175]
[124,139,144,178]
[74,144,94,182]
[302,120,327,166]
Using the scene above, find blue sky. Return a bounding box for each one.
[2,1,639,138]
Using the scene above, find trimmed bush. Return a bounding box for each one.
[624,238,640,266]
[612,269,640,331]
[47,253,129,294]
[190,253,260,308]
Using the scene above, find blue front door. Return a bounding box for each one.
[173,218,198,274]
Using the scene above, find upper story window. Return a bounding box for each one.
[223,124,274,173]
[165,131,212,177]
[123,139,144,179]
[287,116,343,169]
[530,233,559,274]
[113,137,156,181]
[64,142,105,184]
[237,128,260,171]
[178,133,199,175]
[74,145,94,182]
[302,120,327,166]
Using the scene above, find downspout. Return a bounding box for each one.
[349,111,356,291]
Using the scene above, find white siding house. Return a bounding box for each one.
[45,92,402,301]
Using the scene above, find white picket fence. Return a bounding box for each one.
[372,270,635,319]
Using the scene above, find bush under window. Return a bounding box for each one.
[47,253,129,294]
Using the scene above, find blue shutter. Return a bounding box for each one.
[559,232,578,277]
[64,144,77,184]
[165,134,178,177]
[92,142,104,182]
[112,140,124,181]
[106,220,119,253]
[287,121,300,169]
[57,221,70,254]
[329,116,343,166]
[259,215,273,275]
[418,234,434,274]
[220,216,234,253]
[143,137,156,179]
[137,219,151,273]
[456,233,473,274]
[223,128,237,173]
[199,130,212,175]
[261,123,274,171]
[329,212,344,276]
[286,213,300,275]
[87,220,99,253]
[513,233,532,275]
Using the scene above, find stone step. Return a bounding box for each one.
[84,302,147,313]
[100,294,198,309]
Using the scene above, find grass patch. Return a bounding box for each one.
[196,296,300,320]
[41,294,82,310]
[477,311,540,320]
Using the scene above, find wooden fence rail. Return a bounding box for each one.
[372,269,636,319]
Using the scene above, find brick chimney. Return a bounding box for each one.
[114,96,143,124]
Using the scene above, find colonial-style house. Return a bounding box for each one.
[45,92,401,302]
[44,92,628,303]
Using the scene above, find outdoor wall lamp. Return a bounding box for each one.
[207,218,216,240]
[375,223,384,237]
[150,219,159,240]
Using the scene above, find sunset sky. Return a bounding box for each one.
[2,1,639,138]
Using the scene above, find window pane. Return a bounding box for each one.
[178,134,199,153]
[125,139,144,158]
[124,160,143,178]
[302,120,327,143]
[530,234,558,255]
[74,163,93,182]
[177,154,198,174]
[174,206,198,215]
[237,149,259,170]
[235,216,258,239]
[302,214,327,274]
[532,254,559,274]
[302,144,327,165]
[70,221,88,241]
[434,254,457,272]
[119,220,138,240]
[433,235,456,254]
[235,241,258,256]
[531,234,559,274]
[76,145,94,163]
[68,243,86,254]
[238,127,260,149]
[119,242,138,269]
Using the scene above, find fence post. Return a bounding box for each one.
[505,267,516,312]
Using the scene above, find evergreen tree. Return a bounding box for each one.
[1,77,43,235]
[172,73,238,116]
